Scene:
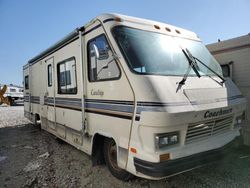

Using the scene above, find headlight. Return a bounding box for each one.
[155,132,179,148]
[234,113,245,128]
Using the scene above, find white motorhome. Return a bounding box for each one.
[23,13,246,180]
[0,84,23,105]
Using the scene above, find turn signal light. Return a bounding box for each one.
[160,153,170,162]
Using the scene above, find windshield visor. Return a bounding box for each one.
[112,26,223,77]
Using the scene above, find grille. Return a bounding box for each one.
[186,116,233,143]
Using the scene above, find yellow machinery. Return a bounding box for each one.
[0,85,10,105]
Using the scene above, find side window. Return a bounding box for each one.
[48,64,52,87]
[57,57,77,94]
[10,88,16,92]
[25,75,29,89]
[221,64,230,77]
[88,35,120,82]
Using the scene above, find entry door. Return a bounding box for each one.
[45,57,56,129]
[23,70,30,114]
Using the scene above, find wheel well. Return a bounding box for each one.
[35,114,40,121]
[91,134,108,166]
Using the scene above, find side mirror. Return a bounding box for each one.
[92,44,100,59]
[94,40,109,60]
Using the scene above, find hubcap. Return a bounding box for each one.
[108,140,121,171]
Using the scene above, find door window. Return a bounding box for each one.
[87,35,120,82]
[48,64,52,87]
[25,75,29,89]
[57,57,77,94]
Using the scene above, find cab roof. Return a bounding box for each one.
[25,13,200,68]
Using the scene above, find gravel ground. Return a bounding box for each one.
[0,106,250,188]
[0,104,29,128]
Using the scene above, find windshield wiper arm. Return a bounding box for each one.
[176,49,201,92]
[177,48,226,92]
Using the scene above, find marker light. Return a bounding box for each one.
[115,17,122,22]
[130,147,137,154]
[165,27,171,32]
[175,29,181,34]
[154,25,160,30]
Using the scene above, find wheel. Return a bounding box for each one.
[103,138,132,181]
[33,114,41,130]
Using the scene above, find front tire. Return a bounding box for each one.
[103,138,132,181]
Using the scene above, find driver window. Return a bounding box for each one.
[87,34,120,82]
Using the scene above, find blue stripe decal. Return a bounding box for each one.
[24,95,244,121]
[85,99,134,105]
[85,102,134,113]
[56,97,81,102]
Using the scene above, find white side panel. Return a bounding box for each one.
[56,108,82,131]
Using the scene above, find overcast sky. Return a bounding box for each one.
[0,0,250,86]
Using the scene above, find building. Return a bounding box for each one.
[207,34,250,145]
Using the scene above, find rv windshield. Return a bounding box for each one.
[112,26,223,77]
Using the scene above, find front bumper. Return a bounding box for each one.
[134,137,239,178]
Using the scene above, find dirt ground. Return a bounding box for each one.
[0,106,250,188]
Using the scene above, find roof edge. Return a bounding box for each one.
[28,28,80,65]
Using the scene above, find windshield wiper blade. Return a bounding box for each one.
[176,49,201,92]
[193,56,225,85]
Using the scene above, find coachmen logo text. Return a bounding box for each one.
[204,108,232,118]
[91,89,104,97]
